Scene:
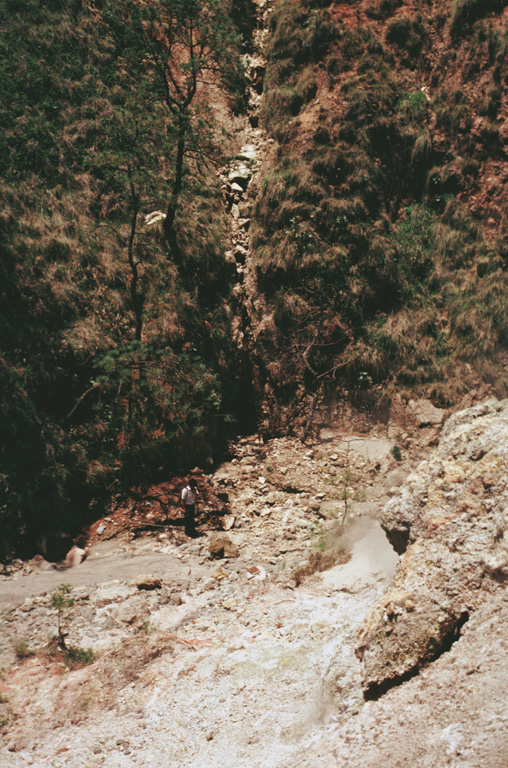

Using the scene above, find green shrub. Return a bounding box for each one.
[391,445,402,462]
[397,91,428,122]
[379,0,403,15]
[64,645,95,667]
[386,16,412,46]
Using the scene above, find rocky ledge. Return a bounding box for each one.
[357,398,508,697]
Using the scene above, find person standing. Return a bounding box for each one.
[181,478,199,537]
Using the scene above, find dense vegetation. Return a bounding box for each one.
[3,0,508,558]
[252,0,508,431]
[0,0,248,558]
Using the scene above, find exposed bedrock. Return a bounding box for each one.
[357,399,508,697]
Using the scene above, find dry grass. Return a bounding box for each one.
[293,524,351,586]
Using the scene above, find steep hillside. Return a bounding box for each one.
[250,0,508,431]
[0,0,250,557]
[3,0,508,557]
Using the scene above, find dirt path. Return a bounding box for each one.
[0,515,398,609]
[0,539,210,609]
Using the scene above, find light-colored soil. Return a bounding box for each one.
[2,407,507,768]
[0,425,410,768]
[0,540,209,610]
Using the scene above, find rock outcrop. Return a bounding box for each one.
[357,399,508,697]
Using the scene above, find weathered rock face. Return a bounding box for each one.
[357,399,508,697]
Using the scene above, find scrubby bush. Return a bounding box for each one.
[386,15,426,57]
[64,646,95,667]
[13,638,32,660]
[379,0,403,15]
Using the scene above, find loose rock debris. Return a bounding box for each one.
[0,423,408,768]
[2,403,508,768]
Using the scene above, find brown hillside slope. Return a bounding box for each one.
[249,0,508,434]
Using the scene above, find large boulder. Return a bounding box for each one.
[135,573,162,590]
[64,545,87,568]
[357,399,508,697]
[208,533,239,559]
[407,398,446,427]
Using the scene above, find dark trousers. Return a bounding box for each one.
[184,504,196,536]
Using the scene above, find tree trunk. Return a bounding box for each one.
[127,187,143,342]
[164,117,186,261]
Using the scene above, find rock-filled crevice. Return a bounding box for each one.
[220,0,277,437]
[363,609,470,701]
[231,346,260,435]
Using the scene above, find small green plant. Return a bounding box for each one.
[139,620,151,635]
[391,445,403,462]
[63,646,95,667]
[340,441,352,529]
[397,91,427,122]
[265,463,274,472]
[51,583,74,649]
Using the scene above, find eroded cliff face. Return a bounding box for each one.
[357,399,508,697]
[283,399,508,768]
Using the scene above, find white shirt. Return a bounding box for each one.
[182,485,197,505]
